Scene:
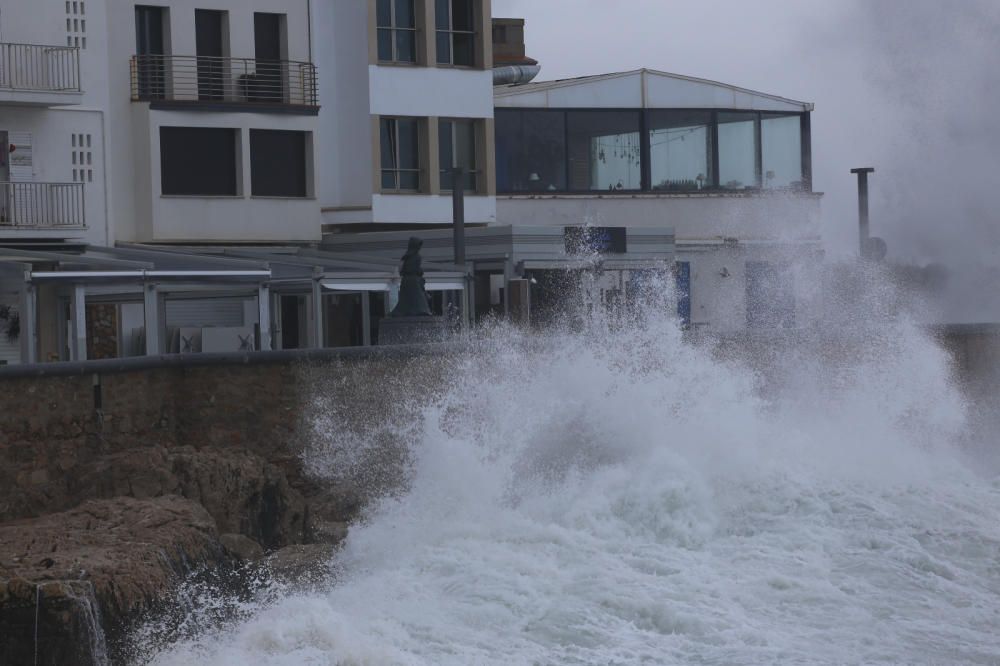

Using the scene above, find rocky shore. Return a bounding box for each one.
[0,444,352,665]
[0,353,444,665]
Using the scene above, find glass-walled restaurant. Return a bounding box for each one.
[495,109,810,194]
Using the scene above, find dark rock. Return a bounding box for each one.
[265,544,337,588]
[0,496,226,664]
[219,533,264,562]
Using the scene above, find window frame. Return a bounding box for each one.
[438,117,480,192]
[379,116,422,194]
[494,107,813,195]
[435,0,477,67]
[376,0,419,65]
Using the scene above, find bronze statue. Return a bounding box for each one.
[391,236,433,317]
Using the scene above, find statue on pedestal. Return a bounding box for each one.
[391,236,433,317]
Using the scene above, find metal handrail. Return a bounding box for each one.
[0,43,81,92]
[130,54,318,106]
[0,182,86,229]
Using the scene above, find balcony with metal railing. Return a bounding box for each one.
[0,43,82,106]
[0,182,86,231]
[130,55,318,113]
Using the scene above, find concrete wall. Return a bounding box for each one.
[0,348,455,524]
[496,193,822,241]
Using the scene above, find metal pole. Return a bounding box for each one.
[851,167,874,257]
[452,166,469,329]
[452,166,466,267]
[70,284,87,361]
[143,283,160,355]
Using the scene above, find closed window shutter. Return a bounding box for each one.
[8,132,32,182]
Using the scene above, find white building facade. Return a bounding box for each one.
[316,0,496,231]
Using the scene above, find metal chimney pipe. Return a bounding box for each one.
[452,167,466,268]
[851,167,875,257]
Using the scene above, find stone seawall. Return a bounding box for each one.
[0,347,457,664]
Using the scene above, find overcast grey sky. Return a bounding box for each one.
[494,1,1000,317]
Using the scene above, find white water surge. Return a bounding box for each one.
[148,298,1000,665]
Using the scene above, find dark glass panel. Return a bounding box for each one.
[380,118,397,170]
[438,119,454,189]
[436,31,450,64]
[377,28,393,61]
[250,129,308,197]
[452,0,474,30]
[435,0,450,29]
[160,127,238,196]
[395,29,416,62]
[395,0,415,28]
[494,109,567,192]
[452,32,474,66]
[376,0,391,26]
[398,118,419,170]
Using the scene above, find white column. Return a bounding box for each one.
[361,291,371,346]
[309,280,324,348]
[19,282,36,364]
[143,283,161,355]
[70,284,87,361]
[257,283,272,351]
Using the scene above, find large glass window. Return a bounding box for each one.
[761,113,803,189]
[377,0,417,63]
[250,130,309,197]
[567,111,642,191]
[380,117,420,192]
[494,108,809,194]
[649,110,712,191]
[160,127,239,196]
[436,0,476,66]
[495,110,566,192]
[439,118,478,190]
[718,112,758,190]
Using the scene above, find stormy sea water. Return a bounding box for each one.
[143,284,1000,665]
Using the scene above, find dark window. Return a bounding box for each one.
[718,111,758,190]
[250,129,308,197]
[377,0,417,63]
[135,6,167,99]
[495,109,566,192]
[160,127,239,196]
[649,110,713,191]
[567,110,642,191]
[439,118,477,191]
[380,117,420,191]
[195,10,226,101]
[436,0,476,66]
[253,13,285,102]
[746,261,795,329]
[761,113,804,189]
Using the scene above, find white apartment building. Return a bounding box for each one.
[0,0,498,364]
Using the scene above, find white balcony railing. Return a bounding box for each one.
[0,182,85,229]
[0,43,81,93]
